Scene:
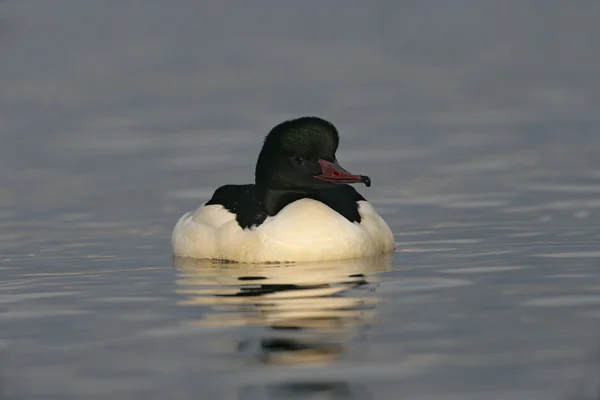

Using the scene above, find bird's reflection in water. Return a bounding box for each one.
[173,255,391,367]
[239,381,366,400]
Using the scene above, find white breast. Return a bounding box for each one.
[172,198,394,263]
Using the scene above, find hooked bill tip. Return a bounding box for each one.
[361,175,371,187]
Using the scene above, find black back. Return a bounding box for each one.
[205,184,365,229]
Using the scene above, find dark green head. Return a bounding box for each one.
[255,117,371,191]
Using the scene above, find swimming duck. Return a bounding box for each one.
[172,117,394,262]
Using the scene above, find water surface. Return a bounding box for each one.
[1,1,600,399]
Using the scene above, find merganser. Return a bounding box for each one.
[172,117,395,262]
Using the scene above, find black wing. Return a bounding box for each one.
[205,184,268,229]
[313,185,365,223]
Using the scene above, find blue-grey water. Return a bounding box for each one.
[1,1,600,399]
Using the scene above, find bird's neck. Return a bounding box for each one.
[258,186,311,216]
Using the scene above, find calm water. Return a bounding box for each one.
[1,1,600,399]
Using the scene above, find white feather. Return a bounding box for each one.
[172,199,395,263]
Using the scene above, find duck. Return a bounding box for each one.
[172,116,395,262]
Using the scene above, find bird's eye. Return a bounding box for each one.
[293,155,304,165]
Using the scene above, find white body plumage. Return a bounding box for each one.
[172,198,394,263]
